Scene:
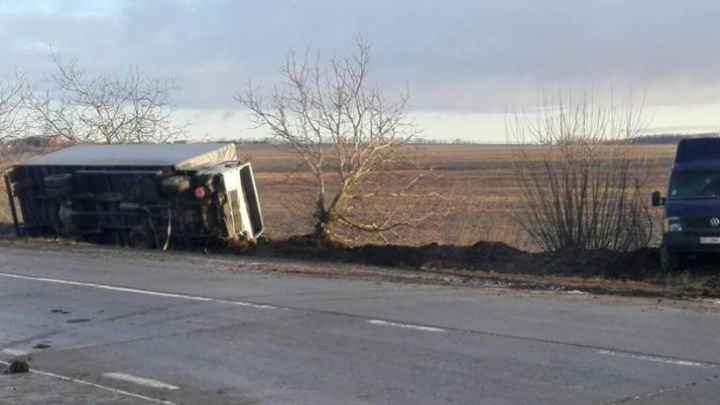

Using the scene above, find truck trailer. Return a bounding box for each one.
[3,143,263,249]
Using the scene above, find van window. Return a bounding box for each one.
[670,172,720,198]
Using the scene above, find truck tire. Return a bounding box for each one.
[162,176,191,194]
[128,225,156,249]
[46,184,74,199]
[660,245,679,272]
[44,173,73,188]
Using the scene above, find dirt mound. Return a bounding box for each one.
[260,234,350,260]
[245,237,528,270]
[420,241,526,269]
[349,242,660,280]
[4,360,29,374]
[520,248,659,279]
[355,244,428,267]
[242,238,719,296]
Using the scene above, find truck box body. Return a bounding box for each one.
[4,143,263,248]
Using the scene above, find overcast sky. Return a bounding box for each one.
[2,0,720,141]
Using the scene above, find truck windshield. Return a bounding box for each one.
[670,172,720,198]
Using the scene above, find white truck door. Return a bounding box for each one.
[220,168,251,239]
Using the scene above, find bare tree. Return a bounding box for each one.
[0,72,30,144]
[0,72,33,229]
[508,91,653,252]
[29,53,187,144]
[238,38,423,242]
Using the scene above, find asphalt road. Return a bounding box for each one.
[0,244,719,405]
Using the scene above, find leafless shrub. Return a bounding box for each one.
[238,38,432,243]
[508,91,653,252]
[0,73,29,226]
[29,52,187,144]
[0,72,30,144]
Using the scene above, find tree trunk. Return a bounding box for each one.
[312,201,336,244]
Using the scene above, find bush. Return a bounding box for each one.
[509,91,653,252]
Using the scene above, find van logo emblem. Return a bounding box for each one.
[711,218,720,227]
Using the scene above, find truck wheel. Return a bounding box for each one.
[161,176,191,194]
[46,184,74,199]
[660,245,679,271]
[128,225,156,249]
[44,173,73,188]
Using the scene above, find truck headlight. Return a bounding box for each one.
[664,217,683,232]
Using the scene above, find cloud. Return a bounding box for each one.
[2,0,720,114]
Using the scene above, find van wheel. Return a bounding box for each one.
[660,245,679,271]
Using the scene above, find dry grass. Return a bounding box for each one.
[240,143,675,250]
[0,143,676,250]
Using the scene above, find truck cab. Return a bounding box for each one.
[652,138,720,270]
[195,162,263,241]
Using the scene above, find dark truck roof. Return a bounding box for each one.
[675,138,720,164]
[16,143,237,170]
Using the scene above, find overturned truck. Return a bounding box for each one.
[3,143,263,249]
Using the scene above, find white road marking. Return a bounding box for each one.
[103,372,179,390]
[367,319,446,333]
[0,360,175,405]
[1,348,28,357]
[597,350,714,368]
[0,272,276,310]
[213,299,277,309]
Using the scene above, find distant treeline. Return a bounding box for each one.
[230,137,489,145]
[7,133,714,149]
[630,133,720,145]
[231,134,720,146]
